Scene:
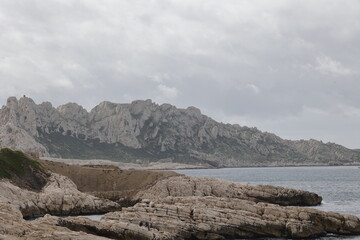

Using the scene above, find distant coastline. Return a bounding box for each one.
[41,156,360,171]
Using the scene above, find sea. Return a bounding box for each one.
[175,166,360,240]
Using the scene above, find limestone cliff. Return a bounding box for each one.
[1,96,359,167]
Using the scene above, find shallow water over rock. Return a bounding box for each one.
[82,214,104,221]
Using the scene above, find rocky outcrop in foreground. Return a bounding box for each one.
[136,175,322,206]
[59,197,360,239]
[0,173,120,218]
[0,203,108,240]
[40,160,322,206]
[2,194,360,239]
[1,96,360,167]
[1,151,360,239]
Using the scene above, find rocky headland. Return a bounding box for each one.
[1,148,360,239]
[1,96,360,167]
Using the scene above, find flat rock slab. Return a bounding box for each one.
[55,196,360,240]
[136,175,322,206]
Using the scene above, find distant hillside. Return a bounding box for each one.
[0,96,359,167]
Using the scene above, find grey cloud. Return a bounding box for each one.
[0,0,360,148]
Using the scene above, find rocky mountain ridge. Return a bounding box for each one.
[1,96,359,167]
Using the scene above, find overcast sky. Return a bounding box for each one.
[0,0,360,149]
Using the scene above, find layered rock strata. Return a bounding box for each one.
[39,160,322,206]
[136,175,322,206]
[0,151,359,239]
[59,197,360,239]
[0,203,108,240]
[1,168,360,239]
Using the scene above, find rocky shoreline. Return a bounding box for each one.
[1,151,360,239]
[41,156,207,170]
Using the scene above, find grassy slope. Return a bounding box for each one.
[0,148,42,179]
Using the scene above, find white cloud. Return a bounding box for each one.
[157,84,179,99]
[151,73,170,84]
[246,84,260,94]
[315,56,355,76]
[302,106,328,115]
[52,77,74,89]
[0,0,360,147]
[337,104,360,118]
[0,55,73,92]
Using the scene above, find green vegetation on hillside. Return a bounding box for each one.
[38,132,185,163]
[0,148,42,179]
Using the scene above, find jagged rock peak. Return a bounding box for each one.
[57,102,88,113]
[57,103,89,122]
[40,101,53,109]
[0,96,359,166]
[18,96,36,105]
[6,96,46,112]
[6,96,18,109]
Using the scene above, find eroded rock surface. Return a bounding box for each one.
[37,161,322,206]
[1,169,360,239]
[0,123,49,156]
[0,149,359,239]
[0,203,108,240]
[0,173,120,218]
[55,197,360,240]
[136,175,322,206]
[58,216,173,240]
[95,197,360,239]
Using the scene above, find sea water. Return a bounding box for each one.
[176,166,360,240]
